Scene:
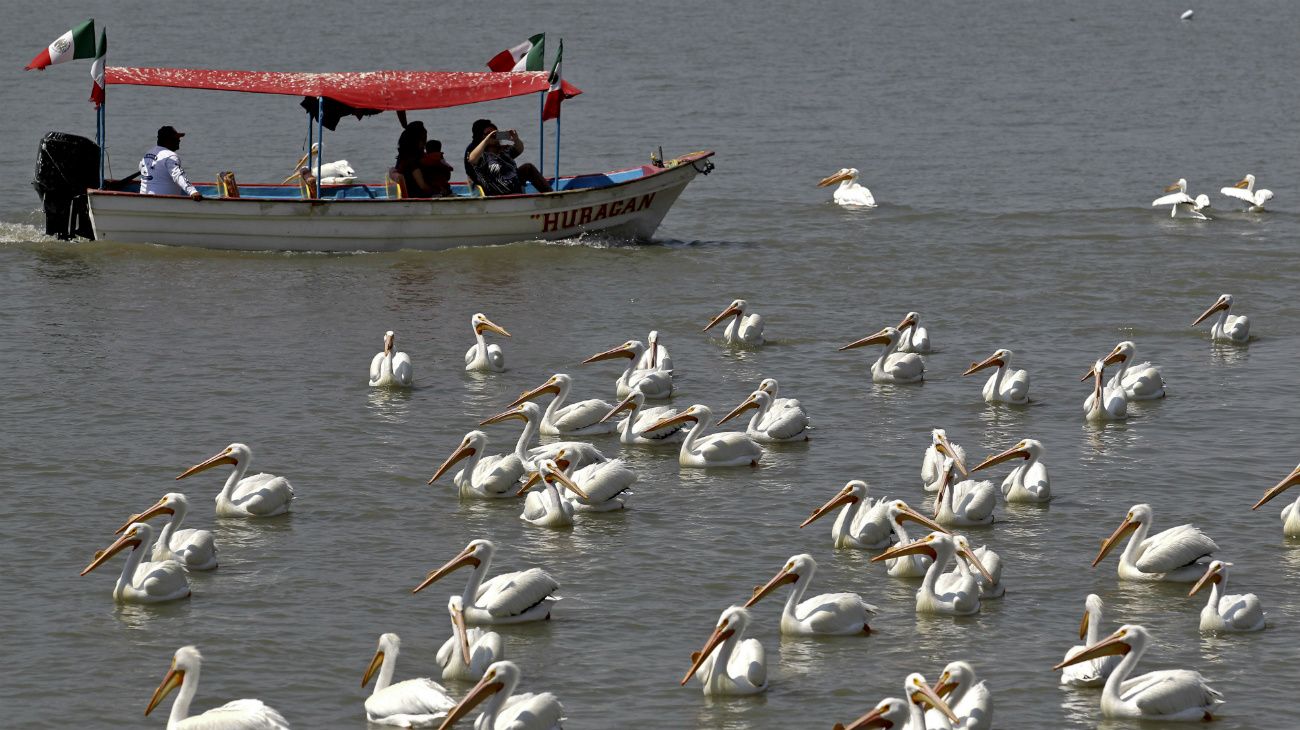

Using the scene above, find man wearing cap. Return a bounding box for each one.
[139,125,202,200]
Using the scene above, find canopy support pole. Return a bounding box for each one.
[552,112,561,189]
[96,102,105,189]
[537,91,545,185]
[315,96,324,198]
[306,103,314,181]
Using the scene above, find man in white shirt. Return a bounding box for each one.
[139,125,202,199]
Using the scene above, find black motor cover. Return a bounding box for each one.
[33,131,100,240]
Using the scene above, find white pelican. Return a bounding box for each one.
[1100,340,1165,400]
[932,456,997,527]
[176,443,294,518]
[800,480,892,550]
[636,330,673,372]
[817,167,876,207]
[1083,360,1128,422]
[515,460,589,528]
[412,539,559,624]
[287,143,357,184]
[882,499,949,578]
[703,298,765,346]
[582,340,673,399]
[1192,293,1250,344]
[115,492,218,570]
[644,404,763,468]
[963,349,1029,404]
[550,449,636,512]
[437,596,504,682]
[930,661,993,730]
[1060,594,1122,688]
[840,326,925,384]
[680,606,767,696]
[1054,625,1224,721]
[756,377,807,419]
[744,553,877,635]
[835,685,958,730]
[972,438,1051,503]
[601,389,686,445]
[895,311,931,354]
[922,429,966,492]
[370,330,413,387]
[428,430,524,499]
[1189,561,1265,633]
[1252,464,1300,537]
[872,531,992,615]
[362,633,456,727]
[1152,178,1211,220]
[464,313,511,372]
[438,662,563,730]
[719,389,810,442]
[953,534,1004,599]
[1220,174,1272,211]
[509,373,614,436]
[81,522,191,603]
[145,646,289,729]
[480,402,607,472]
[1092,503,1218,582]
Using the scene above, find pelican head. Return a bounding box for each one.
[949,534,996,583]
[177,442,250,480]
[745,554,815,608]
[801,480,868,528]
[471,313,511,337]
[963,348,1012,376]
[508,374,568,408]
[82,521,153,576]
[362,633,400,688]
[1081,593,1104,639]
[429,431,489,484]
[447,596,472,665]
[413,539,493,593]
[681,606,751,685]
[885,499,949,533]
[839,326,900,352]
[1101,341,1136,368]
[439,661,521,729]
[645,404,708,433]
[1232,174,1255,191]
[1093,503,1152,566]
[583,340,643,364]
[1164,178,1188,194]
[756,377,780,397]
[931,431,969,476]
[115,492,189,534]
[647,330,661,367]
[601,389,646,423]
[872,530,948,565]
[1253,463,1300,510]
[1192,294,1233,326]
[833,697,911,730]
[704,299,748,332]
[382,330,395,355]
[905,673,960,724]
[1189,560,1231,598]
[1054,625,1145,672]
[817,168,858,187]
[146,646,203,717]
[896,311,920,332]
[933,661,979,705]
[719,389,772,425]
[973,438,1042,472]
[516,457,589,500]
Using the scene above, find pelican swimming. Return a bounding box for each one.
[930,661,993,730]
[719,388,810,442]
[963,348,1029,404]
[428,430,525,499]
[1060,594,1122,688]
[362,633,456,727]
[1083,360,1128,422]
[549,449,636,512]
[1192,293,1250,344]
[1152,178,1211,220]
[923,429,966,492]
[287,143,356,184]
[509,373,615,436]
[438,661,563,730]
[840,326,925,384]
[744,553,877,635]
[835,684,958,730]
[1220,173,1272,211]
[464,313,511,372]
[755,377,808,421]
[972,438,1051,503]
[176,443,294,518]
[81,521,191,603]
[479,402,607,473]
[953,534,1004,599]
[800,480,892,550]
[370,330,413,387]
[895,311,931,354]
[882,500,949,578]
[145,646,289,729]
[412,539,559,624]
[681,606,767,696]
[601,388,686,445]
[115,493,218,570]
[1252,463,1300,537]
[1099,340,1165,400]
[933,456,997,527]
[703,298,765,346]
[1054,624,1224,721]
[872,531,992,615]
[1189,561,1266,633]
[515,460,589,528]
[1092,503,1218,582]
[437,596,504,682]
[636,330,673,372]
[645,404,763,468]
[817,167,876,207]
[583,340,673,399]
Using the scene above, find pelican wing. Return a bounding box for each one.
[472,454,527,490]
[699,432,762,462]
[632,406,684,439]
[181,699,290,729]
[756,405,809,440]
[628,369,673,399]
[1124,670,1222,716]
[476,568,559,618]
[732,638,767,689]
[463,345,477,365]
[1135,525,1217,573]
[738,313,765,343]
[1152,192,1195,207]
[497,691,565,730]
[954,479,998,520]
[572,460,637,503]
[1220,186,1257,204]
[370,352,386,382]
[1219,593,1265,630]
[392,352,413,386]
[520,490,555,523]
[365,678,455,723]
[551,398,615,431]
[851,497,892,546]
[885,352,925,380]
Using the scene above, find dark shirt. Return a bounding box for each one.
[464,144,523,196]
[419,152,453,197]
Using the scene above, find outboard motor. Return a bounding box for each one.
[33,131,100,240]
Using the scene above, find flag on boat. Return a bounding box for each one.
[486,33,546,72]
[25,19,97,70]
[542,40,580,121]
[90,29,107,106]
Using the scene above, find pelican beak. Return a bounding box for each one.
[932,671,958,701]
[383,332,394,356]
[582,343,635,364]
[648,333,659,368]
[481,405,531,426]
[1253,465,1300,510]
[872,537,938,564]
[681,620,735,685]
[744,566,798,608]
[645,411,697,433]
[546,468,591,501]
[834,704,892,730]
[506,381,560,408]
[1233,177,1250,189]
[516,470,543,496]
[1189,564,1222,597]
[962,352,1003,376]
[1091,363,1105,404]
[800,485,858,528]
[1092,515,1140,567]
[412,546,481,593]
[958,543,995,583]
[145,662,185,716]
[934,438,969,477]
[362,649,385,688]
[1163,181,1181,193]
[438,670,505,730]
[81,530,143,575]
[1192,297,1230,326]
[1101,345,1127,367]
[176,447,237,480]
[718,394,760,425]
[703,304,742,332]
[601,394,637,423]
[451,603,472,665]
[972,444,1028,472]
[1078,607,1090,640]
[1054,629,1131,671]
[896,312,917,331]
[115,499,174,534]
[429,443,475,485]
[911,682,959,723]
[817,170,852,187]
[892,502,949,534]
[475,317,511,337]
[839,328,892,351]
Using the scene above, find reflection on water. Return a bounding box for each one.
[113,598,193,631]
[1209,343,1250,366]
[365,386,413,427]
[32,246,99,281]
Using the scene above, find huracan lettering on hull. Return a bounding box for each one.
[531,193,657,233]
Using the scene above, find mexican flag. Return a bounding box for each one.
[90,29,107,106]
[25,19,96,70]
[542,41,581,121]
[486,33,545,72]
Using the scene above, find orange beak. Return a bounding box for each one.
[81,530,143,576]
[896,313,917,331]
[582,343,636,364]
[1188,564,1222,598]
[438,670,506,730]
[1092,515,1140,567]
[1192,297,1229,326]
[412,546,481,593]
[1253,465,1300,510]
[474,317,511,337]
[480,405,531,426]
[744,567,797,608]
[362,649,386,688]
[451,602,472,665]
[601,394,638,423]
[176,448,237,480]
[971,444,1029,472]
[1053,629,1131,671]
[645,411,697,433]
[429,443,475,485]
[506,381,560,408]
[801,485,858,528]
[872,538,938,564]
[115,499,174,534]
[817,170,853,187]
[703,304,742,332]
[681,620,735,685]
[962,352,1003,376]
[718,394,761,425]
[839,328,892,351]
[145,664,185,716]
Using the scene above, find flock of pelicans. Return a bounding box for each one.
[80,297,1297,729]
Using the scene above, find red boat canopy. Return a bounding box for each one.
[104,66,552,111]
